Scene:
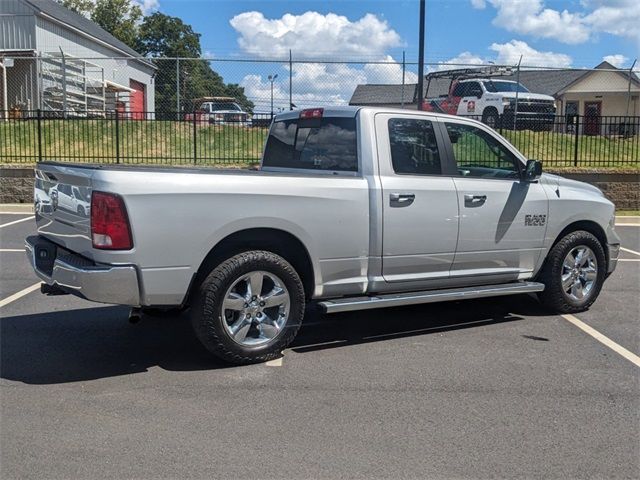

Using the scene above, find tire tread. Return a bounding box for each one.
[538,230,606,313]
[191,250,304,364]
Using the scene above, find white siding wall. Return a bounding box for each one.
[562,93,639,116]
[34,15,155,111]
[564,71,640,94]
[0,0,36,50]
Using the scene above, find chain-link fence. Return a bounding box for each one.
[1,52,639,167]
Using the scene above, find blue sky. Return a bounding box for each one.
[146,0,639,110]
[156,0,637,66]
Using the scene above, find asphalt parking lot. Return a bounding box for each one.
[1,211,639,479]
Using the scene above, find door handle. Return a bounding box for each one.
[390,193,415,208]
[464,194,487,207]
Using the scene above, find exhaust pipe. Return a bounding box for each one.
[40,283,69,296]
[128,307,143,324]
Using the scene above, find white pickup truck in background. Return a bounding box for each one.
[27,107,619,364]
[423,75,556,130]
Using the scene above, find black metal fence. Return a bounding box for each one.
[1,110,638,168]
[0,110,268,165]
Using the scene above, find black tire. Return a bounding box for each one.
[77,205,85,217]
[537,230,606,313]
[191,250,305,364]
[482,108,499,129]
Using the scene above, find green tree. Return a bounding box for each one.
[58,0,141,50]
[91,0,142,49]
[58,0,94,16]
[137,13,253,115]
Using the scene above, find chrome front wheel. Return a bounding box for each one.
[561,246,598,302]
[538,230,606,314]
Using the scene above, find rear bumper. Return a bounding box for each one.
[25,235,140,306]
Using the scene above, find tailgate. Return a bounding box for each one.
[34,163,95,257]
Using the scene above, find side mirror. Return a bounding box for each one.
[524,159,543,182]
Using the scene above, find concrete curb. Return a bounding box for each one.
[616,216,640,225]
[0,204,34,213]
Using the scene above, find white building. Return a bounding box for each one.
[0,0,156,116]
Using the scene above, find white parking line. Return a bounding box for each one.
[0,249,24,252]
[620,246,640,257]
[265,356,284,367]
[0,283,41,309]
[0,212,34,215]
[615,224,640,227]
[619,259,640,262]
[0,216,34,229]
[561,314,640,368]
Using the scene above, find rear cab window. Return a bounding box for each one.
[262,112,358,173]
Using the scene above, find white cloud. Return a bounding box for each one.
[484,0,640,45]
[232,11,413,109]
[584,0,640,44]
[132,0,159,15]
[431,52,487,71]
[490,40,572,67]
[364,55,418,84]
[434,40,572,70]
[241,57,417,110]
[489,0,589,44]
[602,54,629,68]
[470,0,487,9]
[229,11,402,59]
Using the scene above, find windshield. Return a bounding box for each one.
[483,81,529,93]
[208,102,242,112]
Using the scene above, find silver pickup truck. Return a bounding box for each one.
[27,107,620,364]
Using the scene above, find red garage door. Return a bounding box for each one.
[129,79,146,120]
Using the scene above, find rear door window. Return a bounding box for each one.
[262,117,358,172]
[388,118,442,175]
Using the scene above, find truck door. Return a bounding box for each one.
[455,81,483,117]
[375,113,459,282]
[442,119,548,280]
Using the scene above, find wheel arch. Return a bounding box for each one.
[190,228,315,303]
[482,106,499,117]
[541,220,609,275]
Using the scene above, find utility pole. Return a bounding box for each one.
[268,74,278,119]
[626,59,637,117]
[416,0,426,110]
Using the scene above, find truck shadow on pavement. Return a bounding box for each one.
[1,294,550,385]
[293,294,548,353]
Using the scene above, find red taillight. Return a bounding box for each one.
[300,108,323,119]
[91,191,133,250]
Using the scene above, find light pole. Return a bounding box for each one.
[268,74,278,119]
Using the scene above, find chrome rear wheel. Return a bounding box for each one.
[191,250,304,364]
[222,271,290,347]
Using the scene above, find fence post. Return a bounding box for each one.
[176,58,181,120]
[115,112,120,164]
[573,115,579,167]
[37,109,42,162]
[193,110,197,165]
[289,50,293,111]
[401,50,405,109]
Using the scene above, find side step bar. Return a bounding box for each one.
[318,282,545,314]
